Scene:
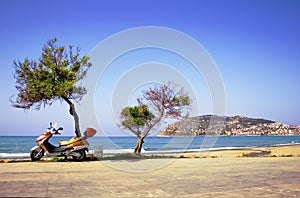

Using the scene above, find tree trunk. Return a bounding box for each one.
[133,110,164,154]
[62,96,82,137]
[70,103,82,137]
[134,136,144,154]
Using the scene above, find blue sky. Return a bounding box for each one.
[0,0,299,136]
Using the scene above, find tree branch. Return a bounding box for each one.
[141,109,164,138]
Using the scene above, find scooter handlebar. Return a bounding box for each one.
[48,126,63,135]
[54,127,63,135]
[48,123,63,135]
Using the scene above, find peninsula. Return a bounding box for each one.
[160,115,300,136]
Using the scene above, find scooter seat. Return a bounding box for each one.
[59,140,69,146]
[59,137,82,146]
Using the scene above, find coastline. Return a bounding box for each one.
[1,135,299,159]
[1,144,299,163]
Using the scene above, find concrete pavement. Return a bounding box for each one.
[0,157,299,197]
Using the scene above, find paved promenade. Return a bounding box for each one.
[0,157,299,197]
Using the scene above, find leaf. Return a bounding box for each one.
[11,38,92,110]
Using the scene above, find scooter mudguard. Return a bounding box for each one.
[31,145,41,151]
[73,145,89,151]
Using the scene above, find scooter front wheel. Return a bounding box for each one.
[30,146,44,161]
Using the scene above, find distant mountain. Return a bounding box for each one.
[159,115,300,136]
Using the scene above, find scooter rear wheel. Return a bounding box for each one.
[72,150,86,161]
[30,147,44,161]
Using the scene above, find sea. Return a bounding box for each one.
[0,135,300,158]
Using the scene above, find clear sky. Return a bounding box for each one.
[0,0,299,136]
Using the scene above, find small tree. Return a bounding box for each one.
[120,82,191,154]
[10,38,92,137]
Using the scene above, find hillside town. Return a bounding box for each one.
[160,115,300,136]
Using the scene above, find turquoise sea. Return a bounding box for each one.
[0,135,300,158]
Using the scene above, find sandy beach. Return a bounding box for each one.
[180,144,300,158]
[0,145,299,197]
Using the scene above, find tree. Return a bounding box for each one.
[10,38,92,137]
[120,82,191,154]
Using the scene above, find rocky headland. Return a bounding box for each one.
[160,115,300,136]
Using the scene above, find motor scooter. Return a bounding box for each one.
[30,122,96,161]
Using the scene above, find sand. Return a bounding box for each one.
[0,145,299,197]
[179,144,300,158]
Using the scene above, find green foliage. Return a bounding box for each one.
[11,38,92,110]
[173,95,190,106]
[121,105,154,135]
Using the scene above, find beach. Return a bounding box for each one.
[0,145,299,197]
[180,144,300,158]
